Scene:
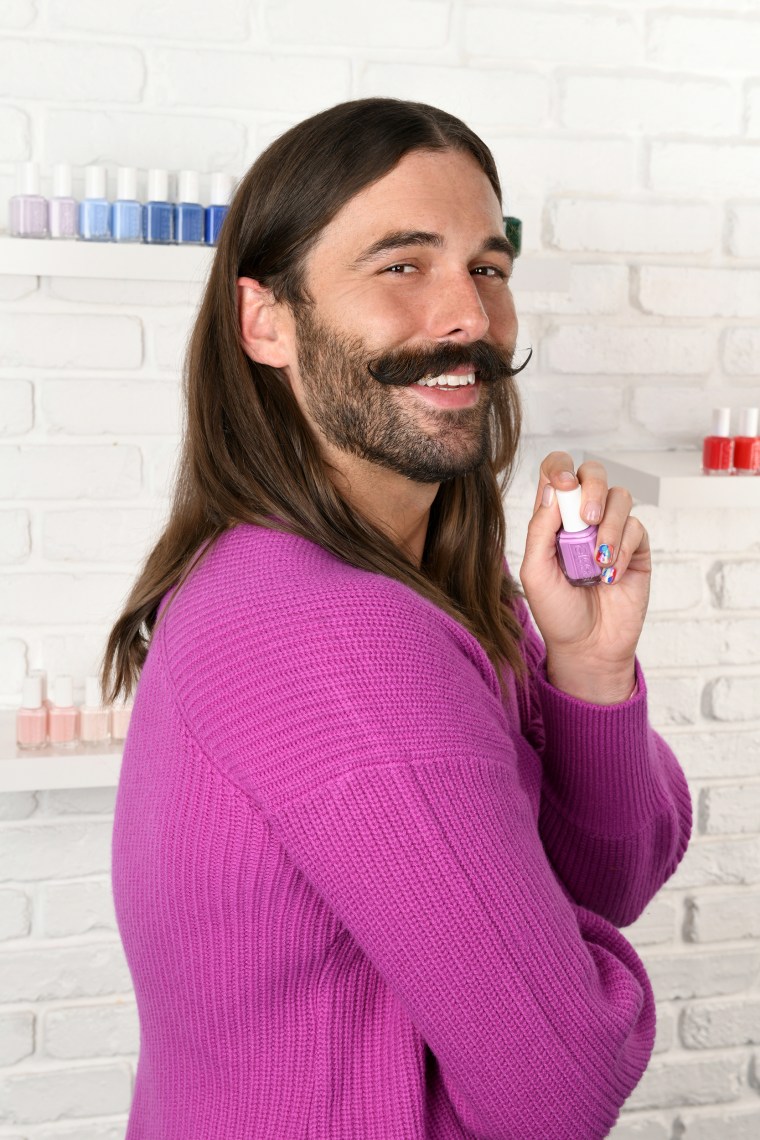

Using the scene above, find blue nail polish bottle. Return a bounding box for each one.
[205,171,233,245]
[79,165,111,242]
[112,166,142,243]
[174,170,204,245]
[143,168,174,244]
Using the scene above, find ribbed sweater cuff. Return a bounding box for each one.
[535,658,669,835]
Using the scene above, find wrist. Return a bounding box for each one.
[545,656,637,705]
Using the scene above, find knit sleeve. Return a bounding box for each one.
[511,596,692,927]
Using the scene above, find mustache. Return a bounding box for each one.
[367,341,532,387]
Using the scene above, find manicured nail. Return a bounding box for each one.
[542,484,555,507]
[558,470,575,484]
[601,566,616,584]
[596,543,613,565]
[584,502,602,524]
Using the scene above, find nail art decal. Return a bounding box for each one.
[596,544,613,566]
[601,567,616,584]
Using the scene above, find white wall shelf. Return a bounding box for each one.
[0,712,121,792]
[0,235,570,291]
[584,450,760,508]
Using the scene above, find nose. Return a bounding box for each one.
[424,269,491,343]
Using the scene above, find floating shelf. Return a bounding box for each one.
[0,235,570,291]
[0,712,121,792]
[584,450,760,508]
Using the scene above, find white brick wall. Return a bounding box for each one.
[2,1,760,1135]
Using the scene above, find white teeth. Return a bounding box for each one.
[414,372,476,388]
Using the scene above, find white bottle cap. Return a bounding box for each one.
[85,675,102,708]
[148,168,170,202]
[555,484,588,533]
[178,169,200,204]
[21,675,43,709]
[52,674,73,708]
[52,163,72,198]
[737,407,759,438]
[209,171,233,206]
[17,161,41,196]
[116,166,138,201]
[84,164,107,200]
[710,407,731,438]
[29,668,48,701]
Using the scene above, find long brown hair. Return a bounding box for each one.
[102,97,529,703]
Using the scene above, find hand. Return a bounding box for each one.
[519,452,651,704]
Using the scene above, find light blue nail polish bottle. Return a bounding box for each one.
[143,168,174,244]
[205,171,232,245]
[112,166,142,243]
[174,170,204,245]
[79,165,111,242]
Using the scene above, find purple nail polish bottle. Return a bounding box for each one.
[555,484,602,587]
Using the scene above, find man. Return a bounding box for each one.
[107,98,691,1139]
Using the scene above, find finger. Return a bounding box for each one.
[522,475,565,579]
[575,459,610,527]
[592,485,634,576]
[598,515,649,586]
[531,450,577,514]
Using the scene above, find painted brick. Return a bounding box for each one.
[648,13,760,73]
[621,896,677,948]
[0,106,29,161]
[625,1053,743,1110]
[650,142,760,195]
[490,137,637,198]
[681,998,760,1049]
[47,276,203,307]
[675,1108,760,1139]
[41,879,116,938]
[547,198,716,255]
[0,37,143,102]
[33,1124,128,1140]
[270,0,449,47]
[0,0,36,29]
[0,444,141,499]
[40,788,117,815]
[40,379,180,436]
[630,386,714,443]
[686,890,760,943]
[41,633,121,694]
[0,639,27,697]
[646,675,701,728]
[44,109,245,172]
[607,1117,669,1140]
[516,263,629,316]
[42,508,163,563]
[0,313,142,369]
[666,836,760,889]
[0,510,30,564]
[704,675,760,721]
[359,64,548,128]
[522,384,623,436]
[660,729,760,781]
[543,325,713,376]
[0,888,31,940]
[0,792,36,822]
[465,5,641,66]
[0,380,33,435]
[153,48,351,115]
[562,74,736,136]
[0,820,112,882]
[0,273,37,300]
[749,84,760,138]
[143,438,181,498]
[638,618,760,670]
[638,266,760,318]
[699,784,760,835]
[0,1063,132,1125]
[648,560,703,613]
[48,0,249,40]
[723,328,760,376]
[0,943,131,1003]
[634,504,760,555]
[43,1001,138,1058]
[0,571,133,626]
[152,317,193,373]
[0,1010,34,1066]
[710,561,760,610]
[727,204,760,257]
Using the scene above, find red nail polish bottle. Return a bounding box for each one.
[733,407,760,477]
[702,407,734,476]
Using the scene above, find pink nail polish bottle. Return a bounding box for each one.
[79,675,111,747]
[555,485,602,587]
[48,674,79,748]
[110,700,134,743]
[16,675,48,750]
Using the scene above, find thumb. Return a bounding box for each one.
[522,482,563,577]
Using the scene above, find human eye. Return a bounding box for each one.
[382,263,417,274]
[472,264,509,280]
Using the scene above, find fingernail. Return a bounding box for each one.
[542,484,555,507]
[596,543,613,565]
[558,470,575,484]
[584,503,602,524]
[601,567,616,584]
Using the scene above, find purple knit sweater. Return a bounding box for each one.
[112,524,691,1139]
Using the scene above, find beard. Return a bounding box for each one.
[293,306,517,485]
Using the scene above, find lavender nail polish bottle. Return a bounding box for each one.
[555,484,602,587]
[49,163,78,240]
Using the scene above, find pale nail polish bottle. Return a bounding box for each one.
[112,166,142,243]
[79,675,111,746]
[111,700,134,743]
[49,674,79,748]
[555,484,602,587]
[16,675,48,750]
[49,163,78,240]
[9,161,49,238]
[79,165,112,242]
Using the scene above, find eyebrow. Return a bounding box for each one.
[350,229,516,268]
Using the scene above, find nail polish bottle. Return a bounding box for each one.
[702,407,734,475]
[49,163,78,240]
[555,484,602,587]
[112,166,142,243]
[16,675,48,750]
[9,162,48,238]
[174,169,204,244]
[733,407,760,476]
[110,700,134,743]
[79,675,111,747]
[143,168,174,244]
[48,674,79,748]
[79,165,112,242]
[205,172,233,245]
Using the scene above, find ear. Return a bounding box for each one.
[237,277,293,368]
